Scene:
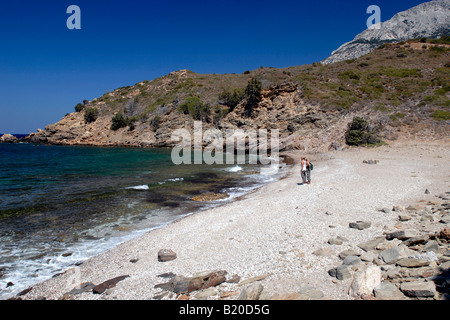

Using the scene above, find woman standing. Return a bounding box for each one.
[300,157,311,184]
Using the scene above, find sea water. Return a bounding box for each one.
[0,142,285,298]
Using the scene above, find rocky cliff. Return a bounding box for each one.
[322,0,450,65]
[25,38,449,152]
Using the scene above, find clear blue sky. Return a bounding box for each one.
[0,0,426,133]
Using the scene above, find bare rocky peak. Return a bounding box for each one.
[322,0,450,64]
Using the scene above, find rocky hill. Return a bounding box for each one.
[322,0,450,65]
[25,38,449,152]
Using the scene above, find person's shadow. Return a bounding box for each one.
[297,182,304,185]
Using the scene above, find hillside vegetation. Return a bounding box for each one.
[28,38,449,151]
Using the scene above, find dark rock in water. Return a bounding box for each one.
[92,275,129,294]
[158,249,177,262]
[17,287,32,297]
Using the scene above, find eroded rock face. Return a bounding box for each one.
[322,0,450,64]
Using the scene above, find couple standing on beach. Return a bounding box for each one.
[300,157,312,185]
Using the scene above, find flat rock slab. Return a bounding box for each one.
[93,275,129,294]
[385,229,418,240]
[400,281,436,298]
[358,236,385,252]
[396,258,430,268]
[349,221,371,230]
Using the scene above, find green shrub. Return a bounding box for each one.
[75,103,84,112]
[345,117,381,146]
[84,107,99,124]
[178,96,211,121]
[219,88,244,111]
[244,78,262,116]
[430,110,450,121]
[110,112,128,130]
[339,70,360,81]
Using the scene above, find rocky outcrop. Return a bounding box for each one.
[0,134,18,143]
[322,0,450,64]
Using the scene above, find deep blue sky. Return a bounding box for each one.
[0,0,426,133]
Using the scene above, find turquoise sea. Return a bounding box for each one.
[0,141,285,298]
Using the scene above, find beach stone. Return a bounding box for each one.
[440,261,450,271]
[169,270,228,294]
[343,256,361,266]
[328,265,352,280]
[403,235,429,247]
[400,281,436,298]
[93,275,129,294]
[297,286,324,300]
[67,282,95,295]
[438,227,450,241]
[328,238,343,245]
[338,249,361,260]
[238,283,263,300]
[380,245,411,264]
[349,266,381,298]
[374,282,406,300]
[349,221,371,230]
[385,229,418,240]
[238,273,271,286]
[424,240,440,254]
[396,258,430,268]
[158,249,177,262]
[358,236,385,252]
[425,189,430,194]
[393,205,406,212]
[313,247,334,256]
[194,287,218,299]
[404,267,436,279]
[398,215,411,222]
[226,274,241,283]
[440,215,450,224]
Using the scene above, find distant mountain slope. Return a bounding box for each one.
[322,0,450,64]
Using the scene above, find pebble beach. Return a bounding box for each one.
[14,141,450,300]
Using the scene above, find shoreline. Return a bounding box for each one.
[12,141,450,300]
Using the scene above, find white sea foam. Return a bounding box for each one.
[158,177,184,185]
[126,185,149,190]
[226,165,243,172]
